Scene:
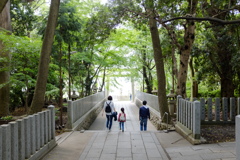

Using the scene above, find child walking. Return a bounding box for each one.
[118,107,126,132]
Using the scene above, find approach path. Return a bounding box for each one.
[42,101,236,160]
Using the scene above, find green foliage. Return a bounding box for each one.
[0,116,13,121]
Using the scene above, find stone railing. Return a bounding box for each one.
[67,91,106,130]
[0,105,56,160]
[135,91,159,112]
[135,91,161,129]
[199,97,239,124]
[176,96,201,144]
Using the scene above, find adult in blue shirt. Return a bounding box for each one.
[139,100,150,131]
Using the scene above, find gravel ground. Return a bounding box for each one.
[201,124,235,143]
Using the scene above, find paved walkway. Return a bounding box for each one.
[42,101,236,160]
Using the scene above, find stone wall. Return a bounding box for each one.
[67,91,105,130]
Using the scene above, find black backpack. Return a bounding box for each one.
[105,102,111,113]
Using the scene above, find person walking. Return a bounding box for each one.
[118,107,126,132]
[102,96,116,131]
[139,100,150,131]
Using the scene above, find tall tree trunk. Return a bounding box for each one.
[142,51,152,94]
[68,43,71,100]
[99,66,106,92]
[171,43,178,92]
[0,0,11,117]
[189,57,198,98]
[176,0,198,98]
[0,0,8,13]
[30,0,60,113]
[59,43,63,126]
[147,2,169,122]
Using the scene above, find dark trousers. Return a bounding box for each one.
[140,117,148,131]
[106,115,113,130]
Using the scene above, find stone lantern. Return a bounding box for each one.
[71,90,78,101]
[167,89,176,116]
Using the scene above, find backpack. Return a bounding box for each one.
[105,102,111,113]
[120,113,125,121]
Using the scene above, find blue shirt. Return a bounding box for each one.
[139,105,150,119]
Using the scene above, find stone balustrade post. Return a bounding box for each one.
[215,98,220,121]
[222,97,228,121]
[193,101,201,139]
[23,117,30,158]
[10,121,18,160]
[67,100,73,129]
[236,115,240,160]
[48,105,55,140]
[2,124,11,159]
[230,97,235,121]
[200,98,205,121]
[17,119,25,160]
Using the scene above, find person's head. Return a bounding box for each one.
[121,107,124,113]
[143,100,147,105]
[108,96,113,100]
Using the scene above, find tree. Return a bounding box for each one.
[0,0,8,13]
[30,0,60,113]
[146,0,169,122]
[0,0,11,117]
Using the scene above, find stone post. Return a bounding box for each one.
[40,112,44,147]
[48,105,55,140]
[2,124,11,160]
[222,97,228,121]
[29,115,36,155]
[44,111,48,144]
[238,98,240,115]
[23,117,30,158]
[17,119,25,160]
[230,97,235,122]
[200,98,205,121]
[34,113,40,151]
[215,98,220,121]
[193,101,201,139]
[10,121,18,160]
[207,98,212,121]
[177,95,182,122]
[236,115,240,160]
[67,100,73,130]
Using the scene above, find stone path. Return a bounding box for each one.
[42,101,236,160]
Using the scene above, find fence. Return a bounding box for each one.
[199,97,240,124]
[67,91,106,130]
[176,96,201,144]
[0,105,56,160]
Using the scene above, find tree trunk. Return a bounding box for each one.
[99,66,106,92]
[142,59,152,93]
[176,0,198,98]
[30,0,60,113]
[189,57,198,98]
[68,43,71,100]
[0,0,8,13]
[147,4,169,122]
[59,44,63,126]
[0,0,11,117]
[171,43,178,92]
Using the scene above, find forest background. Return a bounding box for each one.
[0,0,240,123]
